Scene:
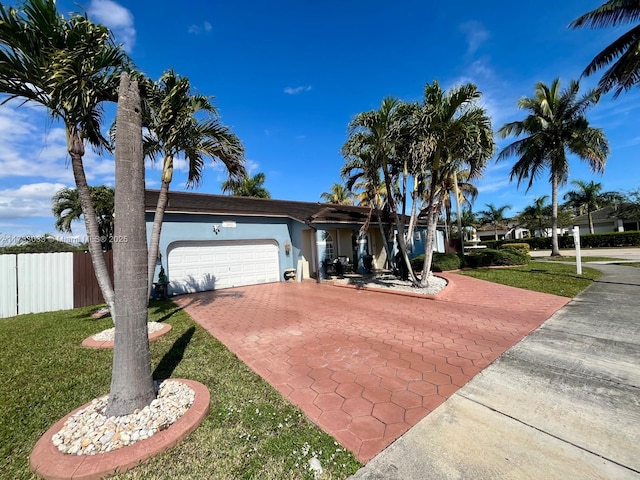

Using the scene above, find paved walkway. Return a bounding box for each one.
[351,263,640,479]
[174,273,568,462]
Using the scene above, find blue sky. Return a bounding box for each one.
[1,0,639,241]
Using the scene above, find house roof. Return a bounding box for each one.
[573,203,636,224]
[145,190,384,226]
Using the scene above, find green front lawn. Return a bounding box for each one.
[0,303,360,479]
[461,262,601,297]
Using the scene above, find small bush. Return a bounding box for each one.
[409,253,463,272]
[464,248,530,268]
[501,243,530,253]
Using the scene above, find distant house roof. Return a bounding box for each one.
[144,190,387,226]
[573,203,638,224]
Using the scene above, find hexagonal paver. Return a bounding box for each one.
[336,382,364,399]
[342,397,374,417]
[372,402,405,424]
[349,416,385,441]
[318,409,352,432]
[311,378,338,393]
[314,392,344,411]
[407,381,438,396]
[362,386,392,403]
[391,390,422,409]
[355,374,381,388]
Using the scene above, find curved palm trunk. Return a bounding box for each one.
[107,73,155,417]
[588,210,595,234]
[147,176,171,300]
[69,131,116,320]
[382,159,418,285]
[551,173,561,256]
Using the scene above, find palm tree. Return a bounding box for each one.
[145,70,245,297]
[564,180,621,233]
[341,152,394,267]
[342,97,417,282]
[570,1,640,96]
[107,72,155,417]
[320,183,354,204]
[453,207,478,241]
[497,78,609,256]
[477,203,512,240]
[0,0,129,316]
[221,172,270,198]
[411,81,495,284]
[52,186,114,250]
[518,195,550,237]
[439,168,478,242]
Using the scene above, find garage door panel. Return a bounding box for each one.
[168,241,280,295]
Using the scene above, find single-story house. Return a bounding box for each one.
[145,190,445,296]
[573,205,640,235]
[475,223,530,241]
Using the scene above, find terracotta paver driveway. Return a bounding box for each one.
[174,272,568,462]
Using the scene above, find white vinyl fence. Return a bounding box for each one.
[0,253,74,319]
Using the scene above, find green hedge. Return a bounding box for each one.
[481,230,640,250]
[500,243,530,253]
[410,253,464,272]
[464,248,530,268]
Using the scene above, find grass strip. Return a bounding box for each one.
[461,262,601,297]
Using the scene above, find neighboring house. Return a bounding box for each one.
[145,190,445,296]
[573,205,640,235]
[475,223,530,241]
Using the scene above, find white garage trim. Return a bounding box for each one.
[167,240,280,295]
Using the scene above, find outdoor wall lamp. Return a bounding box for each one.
[284,241,291,255]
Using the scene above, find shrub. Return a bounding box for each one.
[409,253,463,272]
[464,248,529,268]
[500,243,530,253]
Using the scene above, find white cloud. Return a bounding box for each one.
[188,21,213,35]
[459,21,490,56]
[88,0,136,53]
[284,85,312,95]
[0,182,67,220]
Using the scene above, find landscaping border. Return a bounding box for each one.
[29,379,209,480]
[81,323,172,349]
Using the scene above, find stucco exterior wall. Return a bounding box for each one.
[146,213,297,283]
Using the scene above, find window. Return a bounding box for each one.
[323,231,334,260]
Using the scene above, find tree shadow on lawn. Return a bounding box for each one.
[153,326,195,380]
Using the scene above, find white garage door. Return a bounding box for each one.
[167,240,280,295]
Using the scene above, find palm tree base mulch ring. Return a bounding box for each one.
[81,323,172,349]
[29,379,209,480]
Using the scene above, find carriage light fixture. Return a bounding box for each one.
[284,241,291,255]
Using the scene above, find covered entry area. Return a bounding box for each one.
[167,240,280,295]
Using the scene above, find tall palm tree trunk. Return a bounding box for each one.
[551,173,561,256]
[147,176,171,299]
[373,202,393,269]
[420,171,441,287]
[382,160,418,284]
[69,130,116,319]
[406,182,419,247]
[454,171,464,253]
[107,73,155,417]
[588,211,595,234]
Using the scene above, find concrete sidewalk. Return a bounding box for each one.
[351,264,640,479]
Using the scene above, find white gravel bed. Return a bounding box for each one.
[335,273,447,295]
[52,380,194,455]
[91,321,165,342]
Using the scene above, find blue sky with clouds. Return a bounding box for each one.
[1,0,639,241]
